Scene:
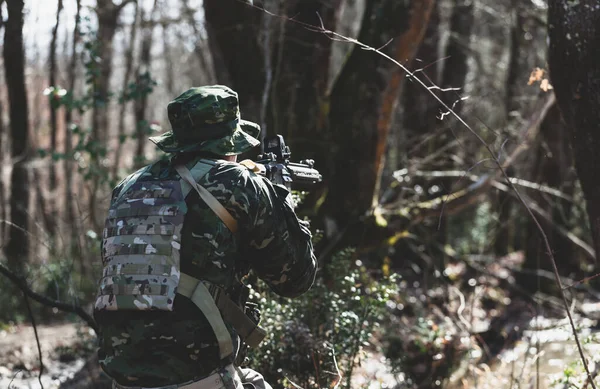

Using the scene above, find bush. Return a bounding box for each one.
[245,247,398,389]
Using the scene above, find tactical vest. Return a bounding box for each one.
[96,159,265,360]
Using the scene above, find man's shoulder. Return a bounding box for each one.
[206,160,265,186]
[111,160,170,199]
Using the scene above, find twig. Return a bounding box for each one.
[0,262,98,333]
[311,350,321,387]
[9,369,23,388]
[23,292,45,389]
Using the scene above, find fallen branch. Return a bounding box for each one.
[0,263,98,333]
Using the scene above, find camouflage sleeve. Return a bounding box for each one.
[234,169,317,298]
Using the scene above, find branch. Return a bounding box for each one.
[0,263,98,333]
[23,293,44,389]
[115,0,136,13]
[380,171,594,261]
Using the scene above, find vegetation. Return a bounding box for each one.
[1,0,600,388]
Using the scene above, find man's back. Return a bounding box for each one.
[95,154,317,387]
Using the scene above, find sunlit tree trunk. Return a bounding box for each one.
[3,0,30,273]
[321,0,434,242]
[548,0,600,258]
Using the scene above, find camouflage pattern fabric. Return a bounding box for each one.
[95,153,317,387]
[149,86,261,156]
[96,177,191,312]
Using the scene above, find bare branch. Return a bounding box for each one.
[0,262,98,333]
[23,293,44,389]
[116,0,136,13]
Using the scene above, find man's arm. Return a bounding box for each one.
[236,170,317,298]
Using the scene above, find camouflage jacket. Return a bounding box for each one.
[95,153,317,387]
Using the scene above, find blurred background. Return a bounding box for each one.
[1,0,599,388]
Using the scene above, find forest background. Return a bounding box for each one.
[1,0,600,388]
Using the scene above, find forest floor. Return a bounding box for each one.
[1,308,600,389]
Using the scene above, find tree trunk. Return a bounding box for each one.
[161,22,175,97]
[548,0,600,259]
[0,96,6,245]
[495,0,523,256]
[46,0,64,240]
[0,0,6,244]
[265,0,342,155]
[89,0,133,229]
[112,0,139,182]
[64,0,81,251]
[434,0,474,252]
[134,0,159,170]
[182,0,216,83]
[321,0,434,241]
[204,0,265,122]
[521,103,578,293]
[3,0,30,273]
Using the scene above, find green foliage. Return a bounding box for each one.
[245,248,398,389]
[37,18,159,189]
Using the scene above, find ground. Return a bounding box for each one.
[1,311,600,389]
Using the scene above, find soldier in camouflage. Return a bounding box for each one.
[94,85,317,389]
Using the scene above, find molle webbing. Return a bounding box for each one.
[95,160,216,312]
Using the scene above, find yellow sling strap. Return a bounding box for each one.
[175,164,238,233]
[175,164,266,356]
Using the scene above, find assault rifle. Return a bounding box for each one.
[245,135,322,191]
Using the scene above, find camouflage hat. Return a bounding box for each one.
[149,85,261,156]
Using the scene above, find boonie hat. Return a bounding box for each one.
[149,85,261,156]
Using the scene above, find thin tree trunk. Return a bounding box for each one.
[182,0,216,83]
[0,0,6,244]
[32,70,55,239]
[112,0,139,182]
[65,0,81,241]
[134,0,159,170]
[548,0,600,259]
[46,0,64,240]
[495,0,522,256]
[521,103,577,294]
[3,0,30,273]
[0,97,6,244]
[161,22,175,97]
[431,0,474,258]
